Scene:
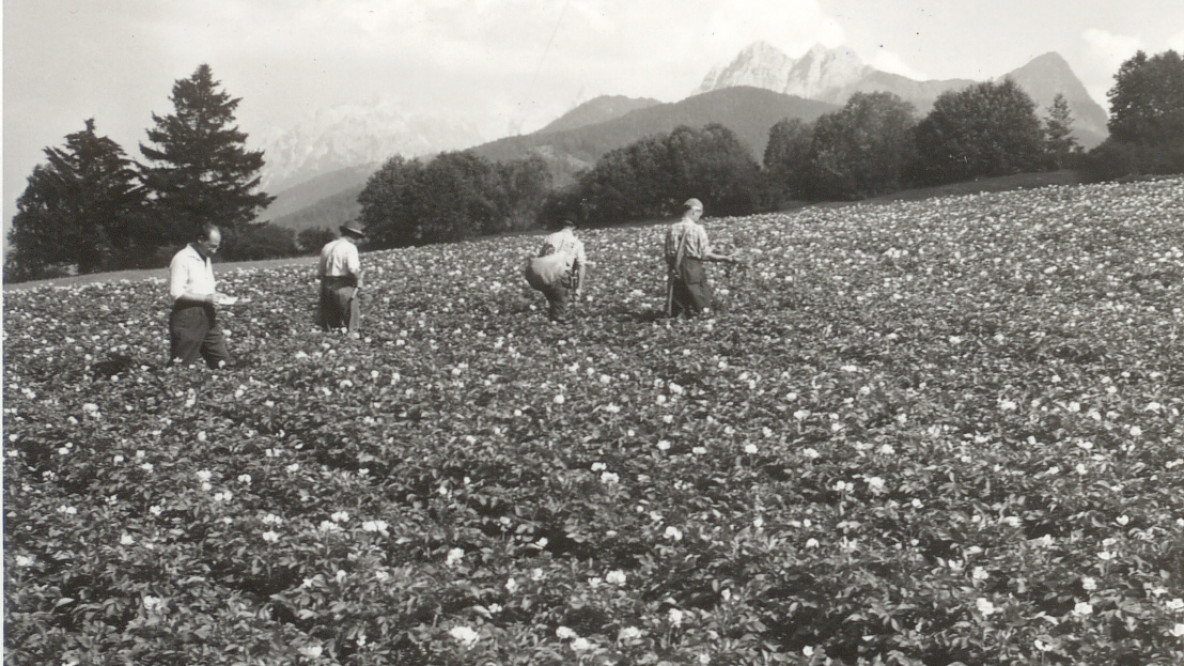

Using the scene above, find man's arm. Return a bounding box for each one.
[574,241,587,294]
[704,250,742,264]
[699,228,741,264]
[348,246,363,290]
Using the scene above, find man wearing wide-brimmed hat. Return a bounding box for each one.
[524,217,586,323]
[317,221,367,335]
[664,198,741,318]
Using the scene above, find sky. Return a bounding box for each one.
[4,0,1184,234]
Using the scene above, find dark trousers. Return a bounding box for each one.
[318,277,359,331]
[669,257,713,317]
[169,304,233,368]
[541,283,571,322]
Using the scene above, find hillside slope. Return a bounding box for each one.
[267,87,838,232]
[470,86,837,182]
[535,95,662,135]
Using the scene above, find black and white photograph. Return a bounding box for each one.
[4,1,1183,663]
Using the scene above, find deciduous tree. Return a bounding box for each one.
[1087,49,1184,177]
[358,152,552,247]
[913,79,1044,184]
[763,118,814,201]
[1107,50,1184,145]
[804,92,917,200]
[564,124,763,223]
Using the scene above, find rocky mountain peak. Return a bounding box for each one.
[696,41,795,94]
[784,44,869,101]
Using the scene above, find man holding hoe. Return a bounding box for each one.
[664,198,742,318]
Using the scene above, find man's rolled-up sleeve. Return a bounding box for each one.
[169,255,188,301]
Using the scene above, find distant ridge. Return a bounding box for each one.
[536,95,662,135]
[268,87,837,232]
[263,164,377,221]
[470,86,838,183]
[267,44,1110,234]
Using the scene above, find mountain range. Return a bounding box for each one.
[262,43,1110,232]
[266,88,838,232]
[695,42,1108,148]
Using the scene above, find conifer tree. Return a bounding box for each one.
[7,119,145,280]
[1044,93,1080,169]
[139,64,274,247]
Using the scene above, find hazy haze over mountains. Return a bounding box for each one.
[257,100,484,194]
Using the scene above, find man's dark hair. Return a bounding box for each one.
[196,222,221,241]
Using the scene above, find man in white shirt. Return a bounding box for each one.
[168,223,234,367]
[525,218,586,323]
[317,221,366,335]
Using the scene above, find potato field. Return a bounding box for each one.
[4,178,1184,665]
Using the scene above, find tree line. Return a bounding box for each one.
[6,65,282,282]
[357,49,1182,249]
[9,51,1182,280]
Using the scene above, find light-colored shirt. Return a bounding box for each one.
[169,244,216,301]
[538,228,586,271]
[665,218,711,264]
[319,238,361,278]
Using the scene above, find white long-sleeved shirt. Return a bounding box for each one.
[538,228,586,271]
[319,238,361,278]
[169,244,216,302]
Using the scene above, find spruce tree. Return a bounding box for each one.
[1043,94,1080,170]
[7,119,145,280]
[139,64,274,248]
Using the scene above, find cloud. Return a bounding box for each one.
[1168,29,1184,53]
[868,49,929,81]
[1080,28,1144,105]
[1082,28,1143,64]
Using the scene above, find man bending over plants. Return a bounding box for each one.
[524,217,587,323]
